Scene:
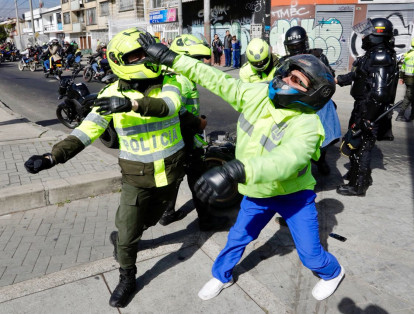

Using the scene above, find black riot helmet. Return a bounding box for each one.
[353,18,394,50]
[268,54,336,111]
[284,26,309,56]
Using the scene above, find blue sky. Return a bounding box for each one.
[0,0,61,19]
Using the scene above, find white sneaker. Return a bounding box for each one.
[312,265,345,301]
[198,277,234,300]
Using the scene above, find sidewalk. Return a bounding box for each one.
[1,66,414,313]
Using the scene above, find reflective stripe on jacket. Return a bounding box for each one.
[71,78,184,187]
[173,55,325,198]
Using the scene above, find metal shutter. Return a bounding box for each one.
[315,5,355,71]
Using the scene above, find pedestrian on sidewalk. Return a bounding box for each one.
[24,27,196,309]
[231,35,241,69]
[137,33,345,302]
[212,34,223,66]
[223,30,232,67]
[396,38,414,122]
[336,18,399,196]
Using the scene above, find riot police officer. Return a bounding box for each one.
[281,26,341,176]
[336,18,399,196]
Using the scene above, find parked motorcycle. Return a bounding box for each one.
[83,55,112,82]
[55,70,119,148]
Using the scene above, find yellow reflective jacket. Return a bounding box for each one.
[172,55,324,198]
[71,77,185,188]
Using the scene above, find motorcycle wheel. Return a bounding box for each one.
[18,61,24,71]
[83,68,93,82]
[99,122,119,148]
[29,62,36,72]
[56,104,80,129]
[201,157,243,209]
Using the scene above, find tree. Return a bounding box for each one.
[0,26,7,42]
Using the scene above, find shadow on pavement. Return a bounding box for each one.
[338,297,389,314]
[36,118,61,127]
[0,118,31,125]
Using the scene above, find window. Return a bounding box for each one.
[56,12,62,24]
[63,12,70,24]
[62,0,69,3]
[85,0,95,2]
[77,11,84,23]
[86,8,96,25]
[49,16,52,24]
[100,1,109,16]
[152,0,167,9]
[119,0,134,11]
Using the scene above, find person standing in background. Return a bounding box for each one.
[223,30,232,67]
[231,35,241,69]
[396,38,414,122]
[212,34,223,66]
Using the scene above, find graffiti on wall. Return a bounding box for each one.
[269,17,345,66]
[350,13,413,58]
[183,0,267,57]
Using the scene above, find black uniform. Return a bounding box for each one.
[336,18,398,196]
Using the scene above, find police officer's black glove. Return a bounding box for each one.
[24,153,55,174]
[194,159,246,204]
[94,96,132,115]
[340,128,362,157]
[138,32,178,67]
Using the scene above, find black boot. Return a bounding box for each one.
[336,184,367,196]
[109,231,118,262]
[109,266,137,308]
[159,209,187,226]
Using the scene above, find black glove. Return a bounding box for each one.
[138,32,178,67]
[24,153,55,174]
[94,96,132,115]
[194,159,246,204]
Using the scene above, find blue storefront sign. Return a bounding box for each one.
[149,8,177,24]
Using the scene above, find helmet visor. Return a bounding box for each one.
[250,55,269,69]
[193,32,210,48]
[352,18,375,37]
[122,48,147,65]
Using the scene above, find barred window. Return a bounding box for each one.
[63,12,71,24]
[119,0,134,11]
[86,8,97,25]
[100,1,109,16]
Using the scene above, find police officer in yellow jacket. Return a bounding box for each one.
[138,33,344,301]
[396,38,414,122]
[24,28,191,308]
[239,38,280,83]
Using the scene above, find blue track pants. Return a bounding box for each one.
[212,190,341,282]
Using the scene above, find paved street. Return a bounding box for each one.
[0,65,414,313]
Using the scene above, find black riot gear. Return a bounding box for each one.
[336,18,398,196]
[284,26,309,56]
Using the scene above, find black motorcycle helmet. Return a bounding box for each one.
[284,26,309,56]
[268,54,336,111]
[354,18,394,50]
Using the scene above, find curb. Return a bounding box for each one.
[0,170,121,216]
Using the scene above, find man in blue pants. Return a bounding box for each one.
[138,33,345,302]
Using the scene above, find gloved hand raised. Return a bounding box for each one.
[94,96,132,115]
[138,32,178,67]
[24,153,55,174]
[194,159,246,204]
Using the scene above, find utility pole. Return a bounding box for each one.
[14,0,23,49]
[177,0,182,35]
[28,0,36,45]
[203,0,210,65]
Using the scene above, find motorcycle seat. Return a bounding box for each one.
[84,93,98,102]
